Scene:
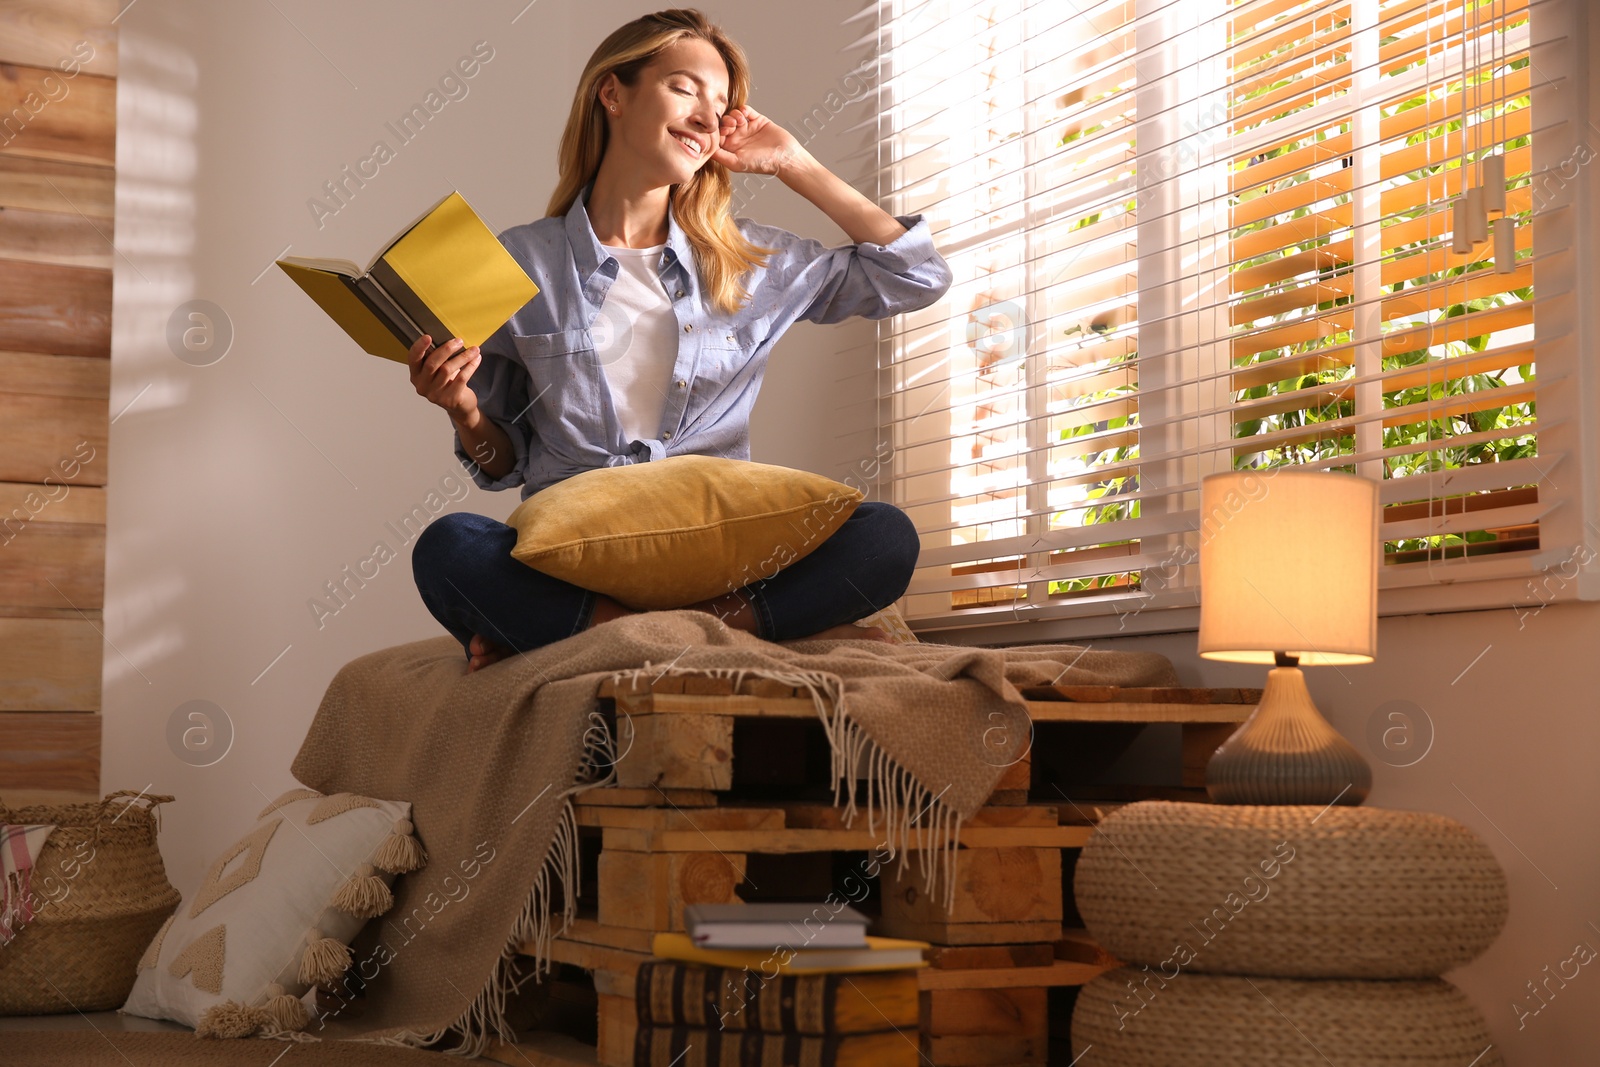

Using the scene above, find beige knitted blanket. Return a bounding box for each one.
[287,609,1176,1056]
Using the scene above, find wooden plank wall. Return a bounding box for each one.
[0,0,118,809]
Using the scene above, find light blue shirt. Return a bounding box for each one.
[453,177,954,498]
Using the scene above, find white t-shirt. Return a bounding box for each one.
[594,243,677,445]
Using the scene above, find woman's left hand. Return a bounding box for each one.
[712,104,808,177]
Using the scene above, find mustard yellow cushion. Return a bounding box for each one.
[506,455,863,609]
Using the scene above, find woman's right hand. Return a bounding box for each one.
[408,334,482,422]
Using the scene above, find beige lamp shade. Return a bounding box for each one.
[1198,469,1379,665]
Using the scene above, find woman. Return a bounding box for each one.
[409,8,952,671]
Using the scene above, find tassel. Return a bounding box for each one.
[371,818,426,874]
[195,1000,269,1039]
[299,928,352,986]
[331,863,392,918]
[260,982,309,1032]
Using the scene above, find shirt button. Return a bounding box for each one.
[726,334,735,342]
[675,289,685,298]
[662,431,673,440]
[675,379,686,389]
[684,324,693,332]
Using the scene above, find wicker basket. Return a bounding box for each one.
[0,790,182,1014]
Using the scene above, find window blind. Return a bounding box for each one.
[879,0,1585,639]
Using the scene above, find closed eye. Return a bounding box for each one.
[673,86,723,120]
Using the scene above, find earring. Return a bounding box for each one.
[609,105,617,113]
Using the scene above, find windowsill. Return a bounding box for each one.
[909,568,1600,648]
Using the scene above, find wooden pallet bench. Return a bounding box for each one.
[492,675,1258,1067]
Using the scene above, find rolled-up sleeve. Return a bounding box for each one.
[774,213,953,325]
[451,329,534,492]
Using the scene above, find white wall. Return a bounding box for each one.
[105,0,883,894]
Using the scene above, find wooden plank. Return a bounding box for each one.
[0,616,100,711]
[774,803,1057,830]
[0,155,113,217]
[597,850,746,932]
[0,392,106,485]
[0,1,118,76]
[1025,700,1252,724]
[573,786,718,808]
[0,205,111,268]
[1019,685,1261,704]
[1182,722,1240,789]
[927,943,1056,970]
[589,966,635,999]
[544,933,651,978]
[0,64,116,166]
[0,349,109,399]
[595,992,634,1067]
[0,710,99,793]
[918,958,1108,990]
[922,986,1047,1064]
[881,847,1061,928]
[554,917,655,956]
[0,786,96,808]
[681,675,736,696]
[0,481,104,527]
[575,806,783,831]
[0,258,110,357]
[599,825,1094,853]
[743,677,806,699]
[1054,928,1119,968]
[0,604,100,621]
[881,918,1062,946]
[614,714,732,790]
[0,519,103,609]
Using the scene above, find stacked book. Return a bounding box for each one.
[634,903,929,1067]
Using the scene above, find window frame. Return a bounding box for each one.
[874,0,1600,647]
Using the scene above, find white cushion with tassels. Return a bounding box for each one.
[119,788,425,1037]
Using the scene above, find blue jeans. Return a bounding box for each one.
[411,501,921,660]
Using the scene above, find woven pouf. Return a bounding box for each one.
[1073,970,1502,1066]
[1075,801,1507,978]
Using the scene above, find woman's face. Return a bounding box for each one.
[603,37,730,186]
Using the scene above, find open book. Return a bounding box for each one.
[276,191,538,363]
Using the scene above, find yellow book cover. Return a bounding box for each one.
[650,932,930,975]
[276,190,538,364]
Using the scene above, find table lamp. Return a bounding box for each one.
[1198,469,1377,806]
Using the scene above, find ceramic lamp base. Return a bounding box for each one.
[1206,666,1372,805]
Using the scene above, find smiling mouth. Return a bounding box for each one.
[670,131,704,159]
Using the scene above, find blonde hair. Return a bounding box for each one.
[546,8,779,317]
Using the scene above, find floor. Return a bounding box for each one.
[0,1009,601,1065]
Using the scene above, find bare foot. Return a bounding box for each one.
[795,622,896,643]
[467,632,513,672]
